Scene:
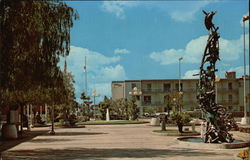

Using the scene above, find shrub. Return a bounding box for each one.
[68,114,78,126]
[170,111,191,133]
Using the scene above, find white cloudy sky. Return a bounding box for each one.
[62,1,249,102]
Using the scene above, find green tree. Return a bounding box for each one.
[99,97,139,120]
[112,98,128,120]
[127,97,139,120]
[80,91,92,119]
[0,0,78,108]
[56,72,77,125]
[99,96,111,120]
[170,111,191,133]
[165,91,183,113]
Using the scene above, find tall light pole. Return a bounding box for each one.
[88,90,100,120]
[178,57,183,92]
[50,71,60,135]
[178,57,183,112]
[241,15,249,125]
[129,87,143,116]
[84,56,88,95]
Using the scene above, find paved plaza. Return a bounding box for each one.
[1,123,249,160]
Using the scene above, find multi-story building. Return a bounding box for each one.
[111,72,250,116]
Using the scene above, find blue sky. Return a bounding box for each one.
[61,1,249,103]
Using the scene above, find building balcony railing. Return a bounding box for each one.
[141,101,163,106]
[217,88,238,93]
[142,100,198,106]
[217,99,239,105]
[142,88,188,94]
[142,88,172,94]
[183,100,197,104]
[183,88,197,92]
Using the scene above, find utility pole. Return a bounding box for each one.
[241,15,249,125]
[89,90,100,120]
[178,57,183,92]
[84,56,87,95]
[178,57,183,112]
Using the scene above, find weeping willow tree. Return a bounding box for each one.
[0,0,78,108]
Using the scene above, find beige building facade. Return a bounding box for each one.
[111,72,250,115]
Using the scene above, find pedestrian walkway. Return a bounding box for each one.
[1,124,249,160]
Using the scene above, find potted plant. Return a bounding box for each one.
[170,111,191,133]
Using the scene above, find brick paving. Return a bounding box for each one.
[1,123,249,160]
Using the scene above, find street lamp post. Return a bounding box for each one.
[178,57,183,112]
[49,71,60,135]
[129,87,143,116]
[241,15,249,125]
[49,104,55,135]
[89,90,100,120]
[178,57,183,92]
[215,76,221,103]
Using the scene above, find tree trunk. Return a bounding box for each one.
[20,103,24,136]
[161,120,166,131]
[177,124,183,133]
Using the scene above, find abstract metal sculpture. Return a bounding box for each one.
[197,11,238,143]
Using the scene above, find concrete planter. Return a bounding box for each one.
[150,118,160,126]
[177,137,250,149]
[2,123,18,139]
[152,131,200,136]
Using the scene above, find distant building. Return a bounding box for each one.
[111,72,250,116]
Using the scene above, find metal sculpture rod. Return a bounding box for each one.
[198,10,238,143]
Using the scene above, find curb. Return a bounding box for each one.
[177,137,250,149]
[152,131,200,136]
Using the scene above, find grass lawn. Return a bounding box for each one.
[153,130,200,136]
[153,129,180,133]
[76,120,149,125]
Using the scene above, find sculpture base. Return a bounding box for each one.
[241,117,250,125]
[177,137,250,149]
[49,130,55,135]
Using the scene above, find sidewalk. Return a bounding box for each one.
[1,124,249,160]
[0,127,49,153]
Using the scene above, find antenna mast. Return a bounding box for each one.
[84,56,87,95]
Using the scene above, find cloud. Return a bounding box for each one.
[149,34,249,65]
[101,1,138,19]
[61,46,127,102]
[182,69,200,79]
[171,10,196,22]
[101,1,215,22]
[95,65,127,82]
[67,46,120,73]
[149,49,184,65]
[90,83,112,99]
[227,65,249,78]
[114,48,130,55]
[170,1,212,22]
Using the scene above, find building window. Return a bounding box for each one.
[164,83,171,92]
[136,95,140,101]
[228,82,232,90]
[228,106,233,111]
[164,95,170,103]
[147,83,152,91]
[240,106,244,112]
[114,84,122,87]
[175,83,183,91]
[131,83,136,90]
[238,82,241,87]
[144,96,151,104]
[228,94,232,103]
